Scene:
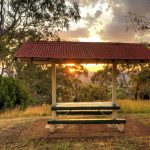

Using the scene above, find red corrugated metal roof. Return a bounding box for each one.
[15,41,150,62]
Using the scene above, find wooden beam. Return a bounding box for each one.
[18,57,150,65]
[51,63,56,119]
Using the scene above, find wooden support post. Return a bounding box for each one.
[112,110,117,120]
[117,124,125,132]
[51,63,56,120]
[112,62,117,105]
[112,62,117,119]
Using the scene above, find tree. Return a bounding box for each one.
[126,12,150,42]
[0,0,80,81]
[117,64,150,100]
[128,65,150,100]
[0,0,80,37]
[57,64,88,102]
[16,63,88,104]
[0,77,34,111]
[91,64,113,100]
[117,64,139,99]
[125,12,150,99]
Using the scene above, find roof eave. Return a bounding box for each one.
[15,57,150,64]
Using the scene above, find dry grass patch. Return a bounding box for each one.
[131,113,150,127]
[0,118,35,131]
[1,137,150,150]
[0,104,51,119]
[0,100,150,119]
[118,100,150,113]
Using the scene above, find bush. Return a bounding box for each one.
[0,77,35,111]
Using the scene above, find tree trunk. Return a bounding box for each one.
[0,61,5,85]
[134,83,139,100]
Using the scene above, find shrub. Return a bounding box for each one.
[0,77,35,111]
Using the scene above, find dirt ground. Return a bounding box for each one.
[0,115,150,149]
[22,116,150,139]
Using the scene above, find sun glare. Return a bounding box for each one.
[66,64,104,72]
[83,64,104,72]
[79,34,102,42]
[69,68,75,74]
[116,4,120,7]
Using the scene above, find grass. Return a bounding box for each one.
[0,104,50,119]
[118,100,150,113]
[0,136,150,150]
[0,100,150,149]
[131,113,150,127]
[0,100,150,119]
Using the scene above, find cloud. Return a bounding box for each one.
[71,0,100,7]
[59,28,89,41]
[61,0,105,40]
[63,0,150,42]
[99,24,136,42]
[123,0,150,15]
[100,0,150,42]
[95,10,102,18]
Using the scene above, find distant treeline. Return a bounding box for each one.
[0,63,150,110]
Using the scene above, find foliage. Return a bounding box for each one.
[76,84,110,101]
[0,1,81,108]
[126,12,150,32]
[56,64,88,102]
[91,64,112,100]
[89,64,150,100]
[16,64,89,103]
[115,64,150,100]
[0,0,80,82]
[16,63,52,104]
[128,65,150,100]
[0,77,34,111]
[55,63,149,101]
[126,12,150,41]
[0,0,80,37]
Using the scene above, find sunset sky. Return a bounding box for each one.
[59,0,150,43]
[59,0,150,72]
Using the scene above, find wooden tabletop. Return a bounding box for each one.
[51,102,120,110]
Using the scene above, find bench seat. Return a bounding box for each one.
[48,118,126,124]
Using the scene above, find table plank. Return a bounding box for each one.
[51,102,120,110]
